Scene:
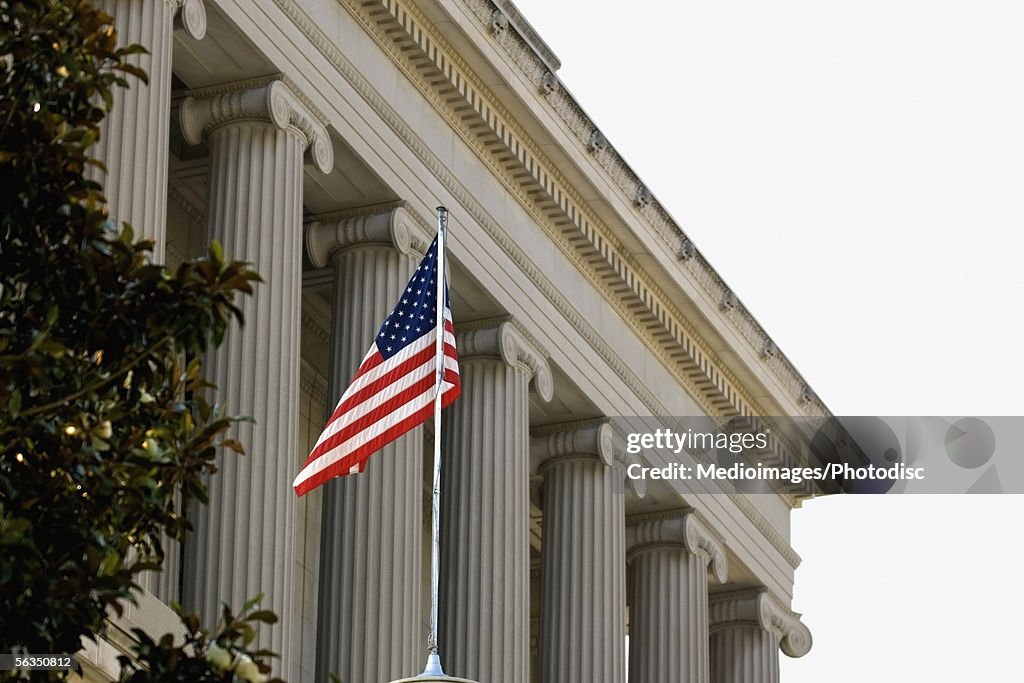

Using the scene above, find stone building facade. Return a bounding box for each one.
[77,1,836,681]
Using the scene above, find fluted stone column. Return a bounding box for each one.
[90,0,206,263]
[93,0,205,603]
[709,589,812,683]
[439,321,553,683]
[178,80,333,673]
[534,421,626,683]
[627,510,728,683]
[306,208,427,683]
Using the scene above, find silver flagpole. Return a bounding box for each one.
[422,206,448,677]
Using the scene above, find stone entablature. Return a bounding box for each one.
[307,0,830,425]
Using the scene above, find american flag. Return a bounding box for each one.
[293,236,460,496]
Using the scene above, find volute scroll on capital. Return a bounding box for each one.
[179,80,333,174]
[759,591,813,657]
[531,421,615,472]
[171,0,207,40]
[305,207,421,268]
[617,450,647,499]
[709,588,813,658]
[455,321,554,402]
[626,510,728,583]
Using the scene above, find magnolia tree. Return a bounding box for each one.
[0,2,282,681]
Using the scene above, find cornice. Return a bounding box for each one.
[377,0,833,487]
[489,1,560,73]
[268,0,805,567]
[331,0,724,412]
[460,0,830,420]
[337,0,830,434]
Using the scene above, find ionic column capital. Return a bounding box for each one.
[455,321,554,402]
[709,588,813,658]
[532,420,614,470]
[171,0,206,39]
[180,79,333,173]
[305,207,421,267]
[626,510,728,583]
[759,592,812,657]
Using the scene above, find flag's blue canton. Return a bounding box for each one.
[375,236,450,360]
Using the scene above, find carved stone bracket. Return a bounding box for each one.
[677,239,695,261]
[626,509,728,583]
[180,79,333,173]
[304,206,421,267]
[172,0,206,39]
[634,186,653,209]
[539,71,558,96]
[709,588,813,658]
[456,321,554,402]
[489,8,509,35]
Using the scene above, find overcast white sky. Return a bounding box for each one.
[510,1,1024,680]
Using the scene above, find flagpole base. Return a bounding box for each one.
[389,654,480,683]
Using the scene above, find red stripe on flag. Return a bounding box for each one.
[294,401,436,496]
[307,372,437,462]
[327,346,436,421]
[294,345,461,485]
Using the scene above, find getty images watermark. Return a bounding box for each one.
[612,416,1024,494]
